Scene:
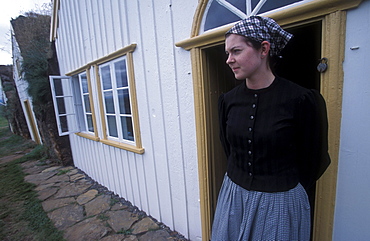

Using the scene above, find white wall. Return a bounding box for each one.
[334,0,370,240]
[11,31,41,144]
[54,0,201,240]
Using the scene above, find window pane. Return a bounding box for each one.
[115,59,128,88]
[204,0,244,31]
[204,0,302,31]
[83,94,91,113]
[56,97,66,114]
[101,65,112,90]
[60,116,69,132]
[257,0,302,14]
[107,116,118,137]
[86,114,94,132]
[80,73,88,93]
[121,116,134,141]
[104,91,115,114]
[118,89,131,114]
[54,78,63,96]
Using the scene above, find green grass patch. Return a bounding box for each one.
[0,122,36,159]
[117,228,132,235]
[57,169,70,176]
[110,198,119,206]
[0,107,7,127]
[0,118,65,240]
[97,214,109,221]
[0,158,65,240]
[15,145,49,163]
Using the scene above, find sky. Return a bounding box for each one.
[0,0,51,65]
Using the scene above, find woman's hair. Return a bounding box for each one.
[225,33,278,74]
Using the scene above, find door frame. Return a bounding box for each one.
[24,99,41,144]
[176,1,363,240]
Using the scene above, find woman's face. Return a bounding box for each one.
[225,34,264,80]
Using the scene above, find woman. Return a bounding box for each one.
[211,16,330,240]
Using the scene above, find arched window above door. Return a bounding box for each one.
[202,0,305,33]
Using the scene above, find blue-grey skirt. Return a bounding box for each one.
[211,174,311,241]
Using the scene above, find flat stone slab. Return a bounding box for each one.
[48,204,84,230]
[132,217,159,235]
[85,194,111,217]
[77,189,98,205]
[111,202,129,211]
[63,217,111,241]
[106,210,139,233]
[42,197,75,212]
[59,166,75,171]
[21,160,49,174]
[42,174,70,184]
[24,171,56,185]
[35,182,56,191]
[37,187,58,201]
[20,160,39,169]
[23,165,46,175]
[124,236,139,241]
[54,182,91,198]
[42,166,61,173]
[66,169,78,175]
[100,234,131,241]
[138,230,171,241]
[70,173,85,182]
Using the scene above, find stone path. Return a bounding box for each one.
[19,159,189,241]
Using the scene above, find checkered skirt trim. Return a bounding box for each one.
[211,174,311,241]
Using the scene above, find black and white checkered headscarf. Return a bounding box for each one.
[226,16,293,56]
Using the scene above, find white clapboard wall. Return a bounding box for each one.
[54,0,201,240]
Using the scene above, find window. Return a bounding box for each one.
[99,57,135,144]
[49,76,77,136]
[202,0,303,32]
[79,72,94,133]
[50,71,98,139]
[49,44,143,154]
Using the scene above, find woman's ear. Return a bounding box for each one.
[260,41,271,58]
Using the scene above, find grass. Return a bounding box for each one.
[117,228,132,235]
[0,114,7,127]
[110,198,119,206]
[0,110,36,158]
[0,112,65,241]
[97,214,109,221]
[57,169,70,176]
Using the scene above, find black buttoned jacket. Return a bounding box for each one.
[218,77,330,192]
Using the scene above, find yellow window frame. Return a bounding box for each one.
[66,44,144,154]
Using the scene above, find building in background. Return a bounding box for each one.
[0,64,31,139]
[0,72,6,106]
[11,16,42,144]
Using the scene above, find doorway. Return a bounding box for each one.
[203,20,322,234]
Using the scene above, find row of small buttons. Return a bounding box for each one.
[247,93,258,177]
